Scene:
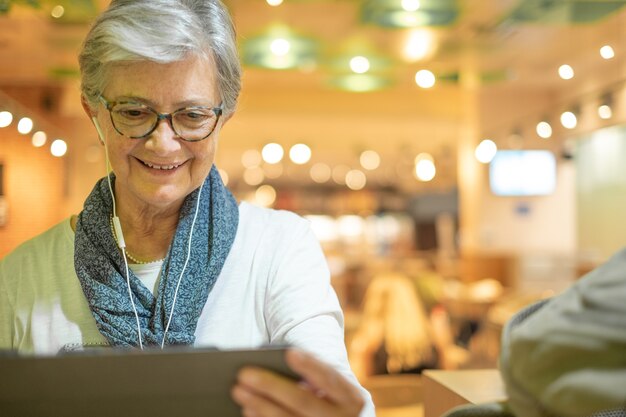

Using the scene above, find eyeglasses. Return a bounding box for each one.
[99,96,223,142]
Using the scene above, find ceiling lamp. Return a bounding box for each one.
[261,142,284,164]
[360,0,458,28]
[327,39,393,92]
[17,117,34,135]
[241,25,319,70]
[0,111,13,128]
[600,45,615,59]
[289,143,312,165]
[310,163,331,183]
[414,153,436,182]
[475,139,497,164]
[50,139,67,157]
[558,64,574,80]
[415,69,436,88]
[560,109,578,129]
[32,131,47,147]
[536,121,552,139]
[598,93,613,120]
[403,29,435,61]
[328,74,392,92]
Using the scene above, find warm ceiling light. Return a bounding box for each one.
[17,117,33,134]
[51,5,64,18]
[414,154,436,182]
[598,104,612,120]
[345,169,367,190]
[349,56,370,74]
[261,142,284,164]
[475,139,497,164]
[255,185,277,207]
[600,45,615,59]
[266,0,283,5]
[558,64,574,80]
[415,69,435,88]
[598,93,613,120]
[289,143,312,164]
[332,165,350,185]
[31,131,47,147]
[270,38,290,56]
[401,0,420,12]
[360,150,380,170]
[50,139,67,157]
[560,111,577,129]
[403,29,433,61]
[310,163,331,183]
[536,121,553,139]
[0,111,13,128]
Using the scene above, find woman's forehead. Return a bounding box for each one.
[103,56,219,104]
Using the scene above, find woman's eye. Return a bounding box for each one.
[119,109,148,118]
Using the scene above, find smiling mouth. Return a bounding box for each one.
[140,160,184,170]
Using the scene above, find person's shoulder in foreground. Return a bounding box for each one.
[500,247,626,417]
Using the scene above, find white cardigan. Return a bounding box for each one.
[0,202,375,416]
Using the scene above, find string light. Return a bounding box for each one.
[261,142,284,164]
[558,64,574,80]
[415,69,436,88]
[536,121,553,139]
[0,111,12,128]
[560,111,577,129]
[475,139,497,164]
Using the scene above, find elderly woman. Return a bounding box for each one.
[0,1,373,416]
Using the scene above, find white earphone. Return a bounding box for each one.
[91,116,204,349]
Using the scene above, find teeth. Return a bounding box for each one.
[143,161,181,170]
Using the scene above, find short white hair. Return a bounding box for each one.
[79,0,241,116]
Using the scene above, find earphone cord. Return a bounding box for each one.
[161,179,204,348]
[94,117,144,350]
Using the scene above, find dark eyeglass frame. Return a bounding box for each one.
[98,95,223,142]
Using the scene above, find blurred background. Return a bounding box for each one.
[1,0,625,414]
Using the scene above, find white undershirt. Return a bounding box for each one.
[129,261,163,295]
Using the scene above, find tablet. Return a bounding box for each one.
[0,346,299,417]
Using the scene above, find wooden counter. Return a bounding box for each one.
[422,369,506,417]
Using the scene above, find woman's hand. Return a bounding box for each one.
[231,349,365,417]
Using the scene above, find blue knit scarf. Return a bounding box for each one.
[74,166,238,348]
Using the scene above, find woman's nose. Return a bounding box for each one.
[144,117,181,154]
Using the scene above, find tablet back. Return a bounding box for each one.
[0,347,298,417]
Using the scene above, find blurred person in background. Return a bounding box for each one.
[349,271,464,379]
[0,1,374,416]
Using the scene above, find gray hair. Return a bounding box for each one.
[79,0,241,116]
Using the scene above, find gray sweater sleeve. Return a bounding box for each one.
[500,249,626,417]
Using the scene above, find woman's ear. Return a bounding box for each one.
[82,95,104,145]
[81,95,93,116]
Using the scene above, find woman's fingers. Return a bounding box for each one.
[285,349,365,410]
[232,384,295,417]
[233,366,337,417]
[231,349,364,417]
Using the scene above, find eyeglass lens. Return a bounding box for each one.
[110,103,220,141]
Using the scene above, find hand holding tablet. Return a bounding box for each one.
[232,349,365,417]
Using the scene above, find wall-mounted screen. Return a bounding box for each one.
[489,150,557,196]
